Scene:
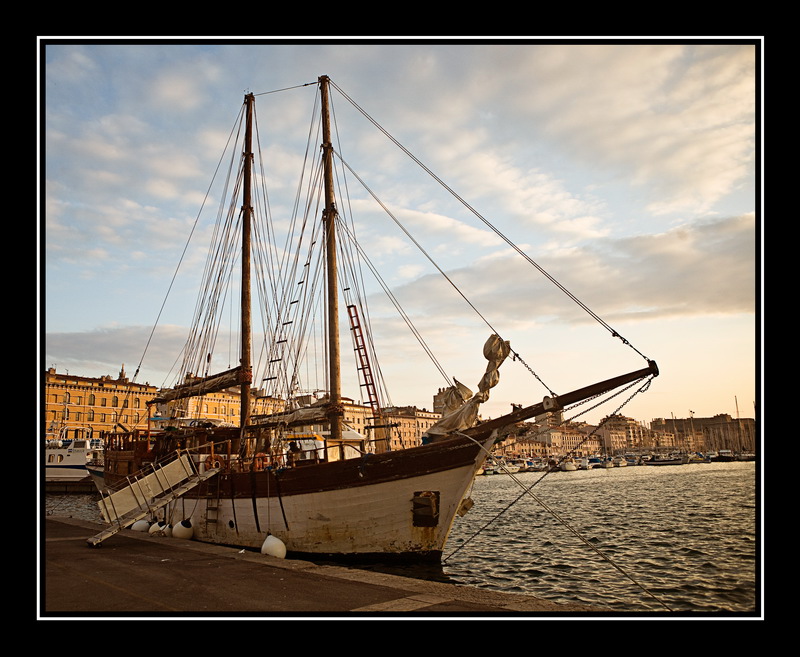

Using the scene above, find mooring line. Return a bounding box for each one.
[449,431,674,612]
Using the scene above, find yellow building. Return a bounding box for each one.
[44,366,254,439]
[44,366,158,440]
[44,368,442,451]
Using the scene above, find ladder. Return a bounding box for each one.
[87,453,220,547]
[347,304,380,415]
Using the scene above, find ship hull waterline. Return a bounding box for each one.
[108,433,495,562]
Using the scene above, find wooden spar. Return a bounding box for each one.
[240,93,254,430]
[461,359,660,440]
[148,366,251,405]
[320,75,343,442]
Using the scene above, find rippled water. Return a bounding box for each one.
[43,461,759,615]
[444,461,759,614]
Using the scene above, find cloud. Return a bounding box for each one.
[380,212,756,327]
[41,41,758,423]
[44,325,189,387]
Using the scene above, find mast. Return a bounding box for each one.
[240,93,254,429]
[320,75,343,442]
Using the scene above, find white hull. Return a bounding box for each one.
[45,464,90,482]
[87,463,105,490]
[45,441,91,482]
[187,457,483,558]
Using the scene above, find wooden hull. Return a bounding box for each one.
[163,434,492,560]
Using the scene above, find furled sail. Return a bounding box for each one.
[250,402,332,429]
[148,366,252,405]
[423,334,511,440]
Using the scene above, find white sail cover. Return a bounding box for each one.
[251,404,330,428]
[424,334,511,439]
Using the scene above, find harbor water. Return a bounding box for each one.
[444,461,759,614]
[43,461,759,615]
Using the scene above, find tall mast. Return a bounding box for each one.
[240,93,254,429]
[320,75,343,442]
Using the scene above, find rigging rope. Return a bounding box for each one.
[328,79,652,366]
[444,375,671,612]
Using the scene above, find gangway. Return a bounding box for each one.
[87,452,219,547]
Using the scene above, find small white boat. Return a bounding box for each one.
[44,430,97,482]
[612,456,628,467]
[644,454,687,466]
[495,460,521,474]
[560,457,578,471]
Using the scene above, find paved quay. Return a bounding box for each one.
[42,516,601,617]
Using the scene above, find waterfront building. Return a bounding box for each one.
[44,368,755,456]
[44,366,158,440]
[45,367,281,438]
[597,414,649,454]
[650,414,756,454]
[509,418,603,458]
[381,405,442,451]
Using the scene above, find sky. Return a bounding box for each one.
[40,38,761,427]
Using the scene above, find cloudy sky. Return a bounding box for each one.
[40,38,760,426]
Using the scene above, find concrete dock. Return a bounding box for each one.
[42,516,601,617]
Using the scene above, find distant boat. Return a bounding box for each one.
[44,429,99,483]
[86,461,105,490]
[498,461,521,474]
[560,457,578,471]
[644,454,687,466]
[711,449,736,462]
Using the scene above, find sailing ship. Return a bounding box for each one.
[90,76,659,561]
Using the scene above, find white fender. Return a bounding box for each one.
[172,519,194,540]
[261,534,287,558]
